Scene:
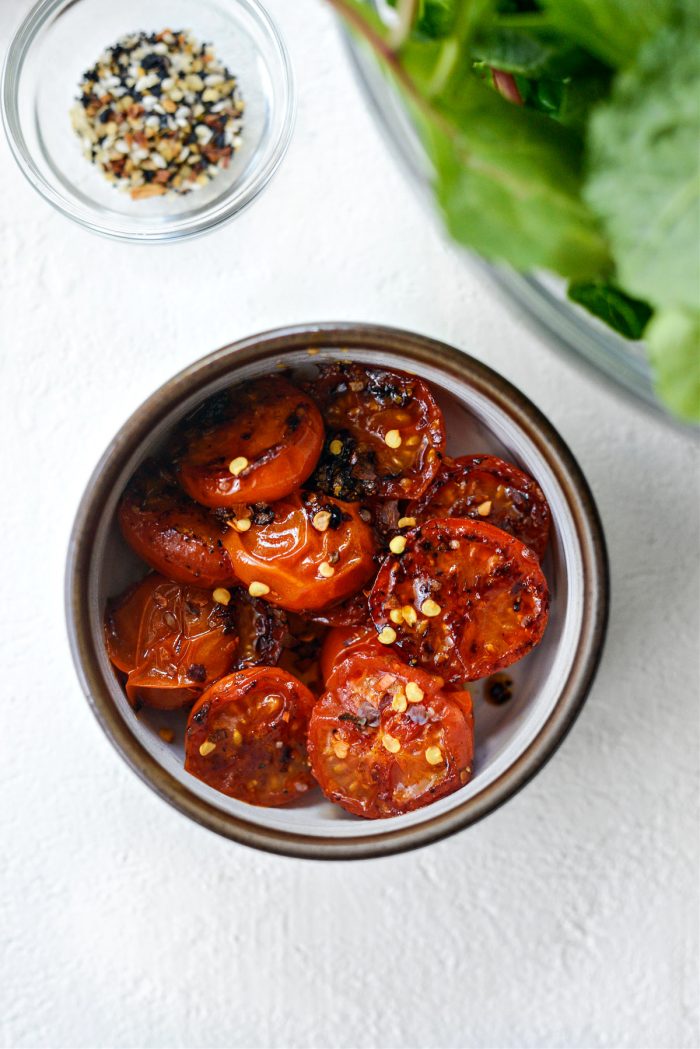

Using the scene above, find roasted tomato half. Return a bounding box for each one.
[306,362,445,501]
[176,377,324,508]
[308,655,473,818]
[185,668,316,806]
[319,625,384,685]
[369,519,549,683]
[104,573,162,673]
[408,454,551,560]
[122,578,240,709]
[118,459,237,587]
[222,492,377,613]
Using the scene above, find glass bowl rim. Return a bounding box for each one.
[1,0,296,243]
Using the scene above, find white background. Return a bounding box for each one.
[1,2,698,1047]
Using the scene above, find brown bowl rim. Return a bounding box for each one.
[65,322,609,860]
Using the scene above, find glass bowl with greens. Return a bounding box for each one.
[335,0,700,424]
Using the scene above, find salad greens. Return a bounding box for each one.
[329,0,700,421]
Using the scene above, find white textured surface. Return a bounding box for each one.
[1,2,698,1046]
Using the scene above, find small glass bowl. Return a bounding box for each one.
[2,0,295,242]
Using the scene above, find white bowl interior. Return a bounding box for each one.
[6,0,292,238]
[89,346,583,840]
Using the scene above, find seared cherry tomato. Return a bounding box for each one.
[185,668,316,806]
[118,459,237,587]
[222,492,377,612]
[319,625,384,684]
[369,519,549,683]
[306,362,446,500]
[104,573,162,673]
[408,454,551,560]
[301,588,370,628]
[125,578,240,709]
[176,378,324,508]
[277,614,327,696]
[308,655,473,818]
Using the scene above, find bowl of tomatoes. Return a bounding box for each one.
[66,323,608,859]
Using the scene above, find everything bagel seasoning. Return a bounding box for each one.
[70,29,244,199]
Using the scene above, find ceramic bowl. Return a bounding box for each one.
[65,323,609,859]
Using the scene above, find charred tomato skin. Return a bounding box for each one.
[369,518,549,683]
[308,654,474,819]
[408,454,551,560]
[222,491,377,613]
[225,588,287,670]
[185,667,316,806]
[277,613,328,696]
[118,459,237,588]
[306,362,446,501]
[176,377,325,508]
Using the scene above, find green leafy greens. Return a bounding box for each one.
[330,0,700,421]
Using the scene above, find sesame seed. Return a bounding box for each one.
[389,535,406,555]
[398,516,416,528]
[329,439,343,455]
[425,746,443,766]
[406,682,424,703]
[477,500,492,516]
[70,30,244,200]
[248,581,270,597]
[377,626,397,645]
[402,605,418,626]
[199,740,216,757]
[212,587,231,605]
[389,608,404,625]
[332,738,349,759]
[229,456,249,477]
[421,599,441,617]
[232,517,251,532]
[385,429,402,449]
[158,727,175,743]
[391,692,408,713]
[312,510,331,532]
[319,561,335,578]
[232,729,243,746]
[382,733,401,753]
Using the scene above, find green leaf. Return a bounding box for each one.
[385,0,457,38]
[568,281,653,339]
[536,0,681,68]
[415,71,610,277]
[472,27,588,78]
[646,309,700,422]
[584,27,700,314]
